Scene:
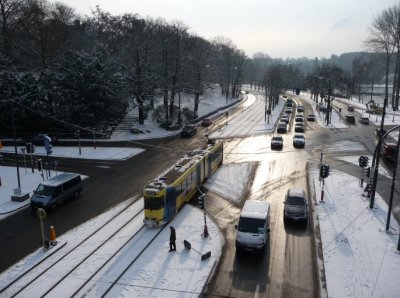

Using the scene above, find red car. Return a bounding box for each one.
[381,142,397,160]
[201,118,213,127]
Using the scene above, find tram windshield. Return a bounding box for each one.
[144,196,163,210]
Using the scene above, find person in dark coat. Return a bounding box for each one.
[169,226,176,251]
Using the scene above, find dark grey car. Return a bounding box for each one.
[284,188,308,223]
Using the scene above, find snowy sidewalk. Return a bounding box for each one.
[311,170,400,297]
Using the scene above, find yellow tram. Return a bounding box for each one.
[143,140,223,227]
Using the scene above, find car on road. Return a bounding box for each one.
[297,105,304,113]
[277,122,288,133]
[294,123,305,133]
[271,135,284,150]
[347,105,355,112]
[359,116,369,125]
[180,124,197,138]
[285,107,292,114]
[280,115,289,123]
[201,118,213,127]
[293,134,305,148]
[306,114,316,122]
[283,188,308,223]
[235,200,271,253]
[381,142,397,161]
[345,114,355,124]
[295,115,304,123]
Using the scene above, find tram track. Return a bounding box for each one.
[1,197,142,297]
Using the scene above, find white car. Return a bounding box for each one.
[293,134,305,148]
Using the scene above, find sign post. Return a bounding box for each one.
[36,208,47,251]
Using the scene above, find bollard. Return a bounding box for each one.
[49,225,57,245]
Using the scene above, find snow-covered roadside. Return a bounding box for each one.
[310,169,400,298]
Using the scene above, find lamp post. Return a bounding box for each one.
[12,107,21,190]
[1,99,21,190]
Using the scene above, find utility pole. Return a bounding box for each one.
[11,103,21,190]
[370,97,388,208]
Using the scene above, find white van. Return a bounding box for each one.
[235,200,270,252]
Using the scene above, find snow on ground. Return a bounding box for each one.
[204,162,257,202]
[0,146,144,160]
[311,169,400,298]
[1,89,400,297]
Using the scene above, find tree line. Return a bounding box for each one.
[0,0,245,137]
[1,0,399,138]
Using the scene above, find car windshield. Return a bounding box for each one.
[286,196,305,206]
[35,184,54,196]
[238,217,265,233]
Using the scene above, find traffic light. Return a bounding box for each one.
[320,164,330,178]
[198,194,205,209]
[26,143,32,153]
[359,155,369,168]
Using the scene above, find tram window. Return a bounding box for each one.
[144,197,163,210]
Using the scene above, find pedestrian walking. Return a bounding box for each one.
[169,226,176,251]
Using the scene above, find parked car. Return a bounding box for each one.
[283,188,308,223]
[297,105,304,113]
[293,134,305,148]
[318,104,328,113]
[286,102,293,108]
[294,123,305,133]
[271,135,284,150]
[359,116,369,125]
[201,118,213,127]
[285,107,292,114]
[277,122,288,133]
[347,105,354,112]
[306,114,316,122]
[180,124,197,138]
[345,114,355,124]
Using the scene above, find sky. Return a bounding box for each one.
[60,0,399,59]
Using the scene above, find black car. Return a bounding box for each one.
[180,124,197,138]
[271,135,283,150]
[345,114,355,124]
[277,122,288,133]
[306,114,316,122]
[294,123,305,132]
[284,188,308,223]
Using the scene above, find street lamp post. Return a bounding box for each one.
[11,103,21,190]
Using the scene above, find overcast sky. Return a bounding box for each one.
[62,0,398,59]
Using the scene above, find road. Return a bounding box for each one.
[204,94,318,297]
